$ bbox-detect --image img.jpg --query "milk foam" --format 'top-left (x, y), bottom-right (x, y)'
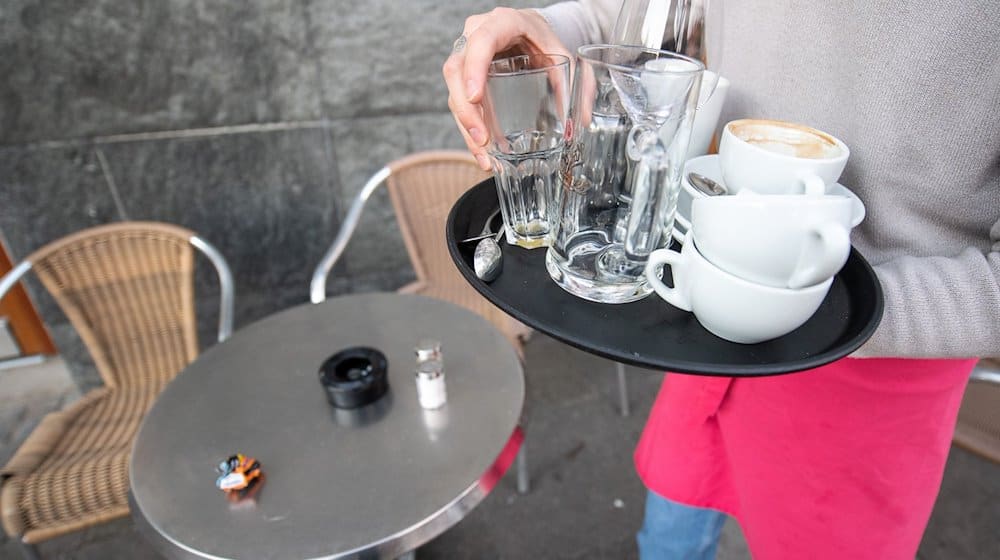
top-left (733, 122), bottom-right (844, 160)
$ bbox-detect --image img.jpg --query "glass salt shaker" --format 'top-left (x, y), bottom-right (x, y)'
top-left (415, 359), bottom-right (447, 409)
top-left (414, 339), bottom-right (446, 409)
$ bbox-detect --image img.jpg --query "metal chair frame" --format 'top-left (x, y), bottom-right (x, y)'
top-left (0, 234), bottom-right (234, 345)
top-left (954, 358), bottom-right (1000, 465)
top-left (969, 360), bottom-right (1000, 385)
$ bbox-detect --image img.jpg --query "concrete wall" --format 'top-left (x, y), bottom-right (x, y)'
top-left (0, 0), bottom-right (551, 388)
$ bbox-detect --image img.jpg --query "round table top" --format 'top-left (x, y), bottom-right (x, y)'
top-left (129, 293), bottom-right (525, 560)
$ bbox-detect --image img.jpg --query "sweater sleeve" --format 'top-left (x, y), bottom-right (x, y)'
top-left (854, 217), bottom-right (1000, 359)
top-left (535, 0), bottom-right (621, 54)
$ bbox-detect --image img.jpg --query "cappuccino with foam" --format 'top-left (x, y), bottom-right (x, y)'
top-left (729, 119), bottom-right (845, 160)
top-left (719, 119), bottom-right (850, 195)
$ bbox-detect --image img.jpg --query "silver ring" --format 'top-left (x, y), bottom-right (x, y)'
top-left (452, 34), bottom-right (467, 54)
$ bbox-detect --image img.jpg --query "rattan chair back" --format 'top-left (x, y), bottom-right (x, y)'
top-left (25, 221), bottom-right (199, 389)
top-left (384, 151), bottom-right (529, 355)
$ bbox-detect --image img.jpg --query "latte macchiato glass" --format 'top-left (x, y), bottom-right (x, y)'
top-left (546, 45), bottom-right (704, 303)
top-left (719, 119), bottom-right (849, 195)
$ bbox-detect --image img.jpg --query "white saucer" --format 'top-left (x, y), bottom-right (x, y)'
top-left (672, 154), bottom-right (866, 244)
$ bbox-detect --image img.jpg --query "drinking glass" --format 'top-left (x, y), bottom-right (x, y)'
top-left (610, 0), bottom-right (721, 103)
top-left (546, 45), bottom-right (703, 303)
top-left (481, 53), bottom-right (571, 249)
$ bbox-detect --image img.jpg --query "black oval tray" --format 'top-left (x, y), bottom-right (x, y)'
top-left (446, 178), bottom-right (884, 376)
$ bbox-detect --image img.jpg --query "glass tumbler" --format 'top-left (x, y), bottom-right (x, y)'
top-left (481, 53), bottom-right (571, 249)
top-left (546, 45), bottom-right (703, 303)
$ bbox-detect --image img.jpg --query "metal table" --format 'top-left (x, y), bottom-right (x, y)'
top-left (129, 293), bottom-right (525, 560)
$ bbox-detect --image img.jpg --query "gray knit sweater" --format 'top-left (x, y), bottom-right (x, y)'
top-left (539, 0), bottom-right (1000, 359)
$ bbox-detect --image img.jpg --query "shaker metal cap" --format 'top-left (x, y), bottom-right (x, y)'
top-left (415, 359), bottom-right (444, 379)
top-left (415, 339), bottom-right (442, 363)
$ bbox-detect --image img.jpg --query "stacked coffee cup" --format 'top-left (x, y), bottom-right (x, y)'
top-left (645, 119), bottom-right (861, 344)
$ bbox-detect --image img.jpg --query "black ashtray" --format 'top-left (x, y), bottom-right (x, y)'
top-left (318, 347), bottom-right (389, 409)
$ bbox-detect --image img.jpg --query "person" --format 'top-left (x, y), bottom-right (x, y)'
top-left (443, 1), bottom-right (1000, 558)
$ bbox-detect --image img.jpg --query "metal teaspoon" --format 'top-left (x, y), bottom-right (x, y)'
top-left (687, 172), bottom-right (728, 196)
top-left (473, 227), bottom-right (504, 282)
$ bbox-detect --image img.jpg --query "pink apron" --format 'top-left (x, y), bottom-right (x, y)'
top-left (634, 357), bottom-right (975, 559)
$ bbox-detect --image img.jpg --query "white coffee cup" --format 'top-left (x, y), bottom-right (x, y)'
top-left (645, 233), bottom-right (834, 344)
top-left (719, 119), bottom-right (849, 195)
top-left (691, 194), bottom-right (853, 288)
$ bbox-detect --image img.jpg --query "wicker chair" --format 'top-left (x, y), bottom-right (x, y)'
top-left (0, 222), bottom-right (233, 558)
top-left (953, 358), bottom-right (1000, 464)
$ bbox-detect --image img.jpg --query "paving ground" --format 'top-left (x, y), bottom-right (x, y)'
top-left (0, 336), bottom-right (997, 559)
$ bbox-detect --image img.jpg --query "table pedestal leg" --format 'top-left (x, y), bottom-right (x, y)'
top-left (516, 445), bottom-right (530, 494)
top-left (397, 551), bottom-right (416, 560)
top-left (616, 362), bottom-right (630, 417)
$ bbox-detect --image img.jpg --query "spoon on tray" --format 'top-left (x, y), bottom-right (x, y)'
top-left (687, 172), bottom-right (728, 196)
top-left (460, 208), bottom-right (504, 282)
top-left (473, 227), bottom-right (504, 282)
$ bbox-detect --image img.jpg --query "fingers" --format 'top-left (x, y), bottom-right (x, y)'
top-left (463, 9), bottom-right (571, 103)
top-left (443, 13), bottom-right (496, 169)
top-left (443, 8), bottom-right (571, 171)
top-left (444, 60), bottom-right (490, 169)
top-left (447, 95), bottom-right (491, 170)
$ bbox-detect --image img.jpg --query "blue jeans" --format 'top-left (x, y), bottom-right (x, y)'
top-left (637, 490), bottom-right (727, 560)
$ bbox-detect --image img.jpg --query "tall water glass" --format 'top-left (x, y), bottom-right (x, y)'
top-left (546, 45), bottom-right (703, 303)
top-left (481, 54), bottom-right (571, 249)
top-left (610, 0), bottom-right (718, 61)
top-left (610, 0), bottom-right (721, 104)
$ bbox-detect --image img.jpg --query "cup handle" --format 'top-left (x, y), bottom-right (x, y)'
top-left (645, 249), bottom-right (693, 311)
top-left (800, 174), bottom-right (827, 195)
top-left (787, 222), bottom-right (851, 289)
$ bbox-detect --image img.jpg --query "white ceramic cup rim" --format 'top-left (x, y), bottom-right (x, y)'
top-left (686, 235), bottom-right (834, 295)
top-left (693, 193), bottom-right (855, 209)
top-left (680, 154), bottom-right (865, 225)
top-left (724, 119), bottom-right (850, 163)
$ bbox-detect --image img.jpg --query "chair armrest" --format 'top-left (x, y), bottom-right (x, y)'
top-left (0, 261), bottom-right (33, 304)
top-left (189, 235), bottom-right (234, 342)
top-left (311, 167), bottom-right (392, 304)
top-left (971, 358), bottom-right (1000, 385)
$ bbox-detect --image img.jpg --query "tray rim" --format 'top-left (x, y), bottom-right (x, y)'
top-left (446, 178), bottom-right (885, 375)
